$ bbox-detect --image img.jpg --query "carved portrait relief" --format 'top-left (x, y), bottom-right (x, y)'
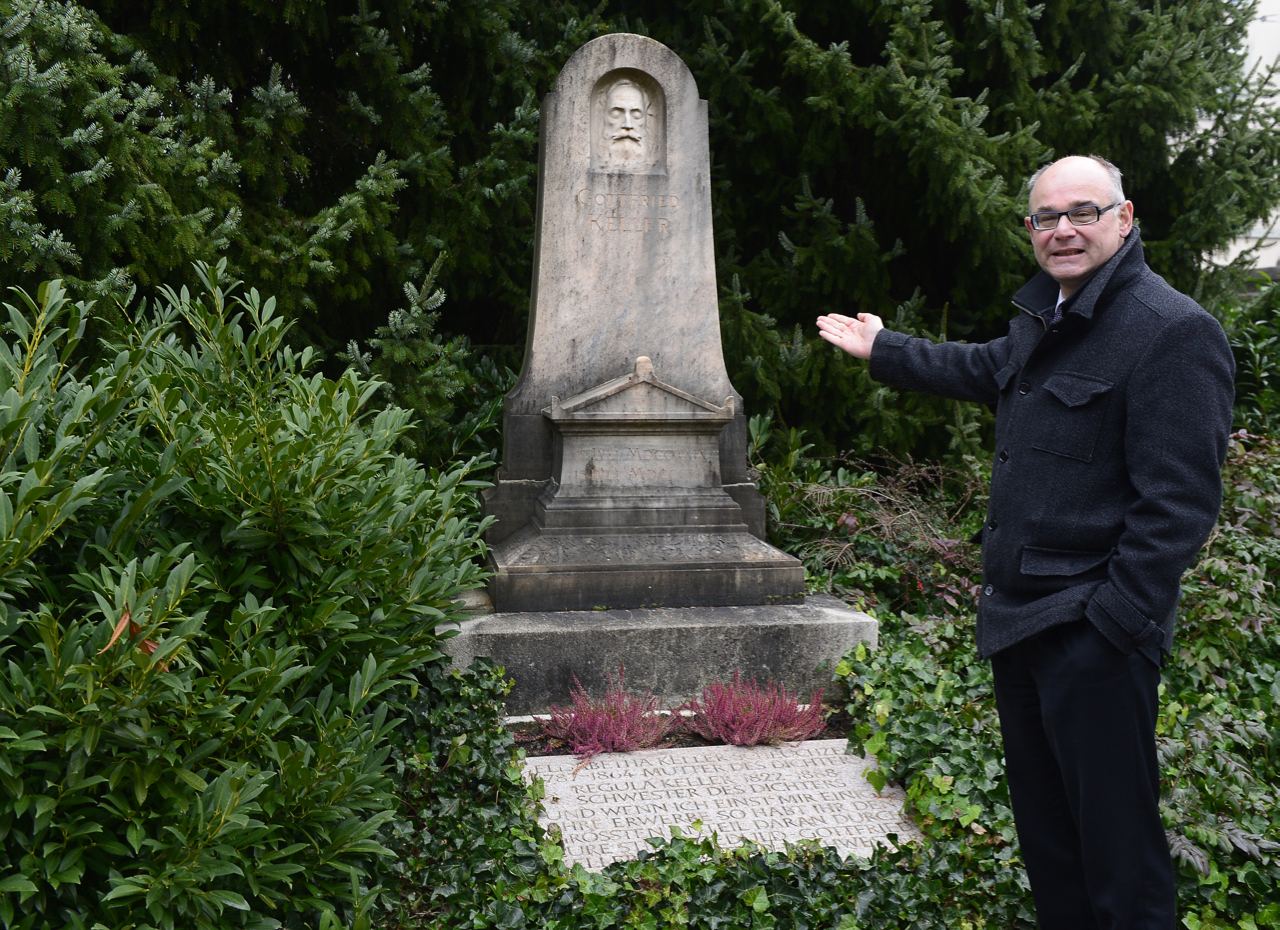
top-left (590, 69), bottom-right (665, 174)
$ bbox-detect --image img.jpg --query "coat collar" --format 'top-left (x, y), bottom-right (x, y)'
top-left (1012, 227), bottom-right (1147, 322)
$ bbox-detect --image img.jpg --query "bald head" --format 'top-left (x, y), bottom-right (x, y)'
top-left (1028, 156), bottom-right (1124, 214)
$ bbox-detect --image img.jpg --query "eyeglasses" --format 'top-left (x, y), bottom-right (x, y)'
top-left (1027, 202), bottom-right (1122, 231)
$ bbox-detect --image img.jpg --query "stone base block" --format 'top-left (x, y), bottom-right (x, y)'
top-left (488, 527), bottom-right (805, 612)
top-left (440, 594), bottom-right (877, 715)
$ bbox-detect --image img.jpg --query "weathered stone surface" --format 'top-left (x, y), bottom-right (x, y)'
top-left (482, 35), bottom-right (801, 610)
top-left (488, 532), bottom-right (805, 613)
top-left (487, 356), bottom-right (802, 609)
top-left (441, 594), bottom-right (877, 714)
top-left (457, 587), bottom-right (496, 615)
top-left (498, 36), bottom-right (737, 469)
top-left (525, 740), bottom-right (921, 872)
top-left (534, 356), bottom-right (741, 531)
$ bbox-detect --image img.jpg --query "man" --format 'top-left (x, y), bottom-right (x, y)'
top-left (817, 155), bottom-right (1235, 929)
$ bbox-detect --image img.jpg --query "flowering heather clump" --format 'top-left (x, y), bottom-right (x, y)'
top-left (682, 671), bottom-right (826, 746)
top-left (541, 666), bottom-right (680, 761)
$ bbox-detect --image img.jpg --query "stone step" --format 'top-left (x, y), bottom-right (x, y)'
top-left (523, 739), bottom-right (921, 872)
top-left (443, 594), bottom-right (876, 715)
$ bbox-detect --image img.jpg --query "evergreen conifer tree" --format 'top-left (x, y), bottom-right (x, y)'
top-left (0, 1), bottom-right (238, 299)
top-left (7, 0), bottom-right (1279, 457)
top-left (340, 252), bottom-right (474, 462)
top-left (607, 0), bottom-right (1280, 455)
top-left (84, 0), bottom-right (606, 349)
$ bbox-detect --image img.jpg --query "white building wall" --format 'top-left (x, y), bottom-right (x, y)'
top-left (1218, 1), bottom-right (1280, 269)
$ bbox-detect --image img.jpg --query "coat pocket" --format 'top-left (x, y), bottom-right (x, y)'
top-left (1020, 546), bottom-right (1111, 576)
top-left (1029, 372), bottom-right (1114, 462)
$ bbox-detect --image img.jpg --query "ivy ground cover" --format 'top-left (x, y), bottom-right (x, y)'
top-left (383, 433), bottom-right (1280, 930)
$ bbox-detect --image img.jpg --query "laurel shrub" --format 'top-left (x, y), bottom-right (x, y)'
top-left (0, 267), bottom-right (488, 930)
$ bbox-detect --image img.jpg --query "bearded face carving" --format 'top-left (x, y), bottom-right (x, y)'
top-left (604, 82), bottom-right (646, 161)
top-left (591, 72), bottom-right (663, 173)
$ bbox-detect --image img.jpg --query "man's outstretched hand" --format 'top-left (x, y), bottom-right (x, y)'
top-left (817, 313), bottom-right (884, 360)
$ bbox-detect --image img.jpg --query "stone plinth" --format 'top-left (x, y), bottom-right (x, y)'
top-left (441, 594), bottom-right (876, 715)
top-left (524, 740), bottom-right (922, 872)
top-left (488, 356), bottom-right (802, 611)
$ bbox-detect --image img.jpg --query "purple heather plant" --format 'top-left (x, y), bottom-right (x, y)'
top-left (541, 666), bottom-right (680, 761)
top-left (681, 671), bottom-right (826, 746)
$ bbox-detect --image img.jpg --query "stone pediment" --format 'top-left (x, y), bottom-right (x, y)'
top-left (543, 357), bottom-right (733, 422)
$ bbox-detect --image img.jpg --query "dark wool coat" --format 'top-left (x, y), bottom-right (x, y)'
top-left (869, 229), bottom-right (1235, 660)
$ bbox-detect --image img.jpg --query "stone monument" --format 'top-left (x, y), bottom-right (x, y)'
top-left (483, 33), bottom-right (802, 611)
top-left (447, 33), bottom-right (876, 713)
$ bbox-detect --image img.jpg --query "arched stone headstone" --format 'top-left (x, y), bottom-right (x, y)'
top-left (483, 33), bottom-right (803, 612)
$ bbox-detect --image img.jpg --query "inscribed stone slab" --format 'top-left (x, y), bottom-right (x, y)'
top-left (524, 739), bottom-right (921, 873)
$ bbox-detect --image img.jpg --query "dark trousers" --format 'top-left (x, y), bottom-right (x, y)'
top-left (991, 620), bottom-right (1175, 930)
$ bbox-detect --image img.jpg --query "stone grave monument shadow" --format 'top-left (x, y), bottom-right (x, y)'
top-left (445, 34), bottom-right (876, 714)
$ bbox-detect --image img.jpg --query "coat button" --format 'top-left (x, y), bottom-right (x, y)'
top-left (983, 585), bottom-right (994, 596)
top-left (1018, 381), bottom-right (1030, 395)
top-left (988, 521), bottom-right (998, 531)
top-left (998, 450), bottom-right (1009, 463)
